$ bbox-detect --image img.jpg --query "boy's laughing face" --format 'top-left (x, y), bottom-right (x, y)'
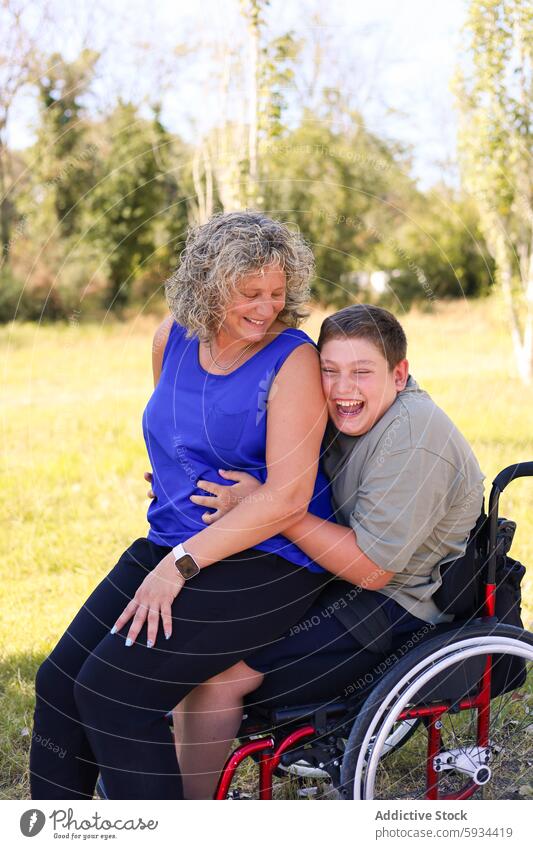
top-left (319, 336), bottom-right (409, 436)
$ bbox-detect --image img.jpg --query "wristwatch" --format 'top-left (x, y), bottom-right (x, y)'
top-left (172, 543), bottom-right (201, 580)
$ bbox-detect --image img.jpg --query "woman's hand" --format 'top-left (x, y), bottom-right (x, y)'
top-left (144, 471), bottom-right (156, 499)
top-left (190, 469), bottom-right (262, 525)
top-left (111, 552), bottom-right (185, 646)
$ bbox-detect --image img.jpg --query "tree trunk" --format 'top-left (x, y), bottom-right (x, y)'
top-left (500, 258), bottom-right (532, 384)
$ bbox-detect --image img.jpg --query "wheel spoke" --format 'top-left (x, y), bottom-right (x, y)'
top-left (345, 634), bottom-right (533, 800)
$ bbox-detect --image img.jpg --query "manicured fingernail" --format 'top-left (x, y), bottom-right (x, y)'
top-left (110, 626), bottom-right (117, 634)
top-left (165, 632), bottom-right (171, 640)
top-left (147, 639), bottom-right (153, 648)
top-left (125, 638), bottom-right (132, 647)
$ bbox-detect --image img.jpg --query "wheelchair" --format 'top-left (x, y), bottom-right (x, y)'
top-left (213, 462), bottom-right (533, 800)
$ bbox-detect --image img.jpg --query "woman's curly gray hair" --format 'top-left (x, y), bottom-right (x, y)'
top-left (165, 210), bottom-right (314, 341)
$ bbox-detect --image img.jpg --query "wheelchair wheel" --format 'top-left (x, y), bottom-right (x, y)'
top-left (378, 717), bottom-right (421, 757)
top-left (340, 623), bottom-right (533, 800)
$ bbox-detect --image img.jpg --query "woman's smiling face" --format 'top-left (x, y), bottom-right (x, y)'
top-left (220, 264), bottom-right (286, 343)
top-left (319, 336), bottom-right (409, 436)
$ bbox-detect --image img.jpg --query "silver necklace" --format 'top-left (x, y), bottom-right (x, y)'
top-left (207, 338), bottom-right (257, 371)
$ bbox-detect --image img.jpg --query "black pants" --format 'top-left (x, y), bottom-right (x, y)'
top-left (246, 588), bottom-right (429, 707)
top-left (30, 538), bottom-right (326, 800)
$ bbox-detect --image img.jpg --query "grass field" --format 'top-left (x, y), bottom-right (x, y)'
top-left (1, 296), bottom-right (532, 799)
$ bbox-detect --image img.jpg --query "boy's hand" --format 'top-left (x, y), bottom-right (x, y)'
top-left (144, 471), bottom-right (155, 500)
top-left (190, 469), bottom-right (262, 524)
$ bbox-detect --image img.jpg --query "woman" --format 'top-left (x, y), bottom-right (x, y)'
top-left (30, 211), bottom-right (334, 800)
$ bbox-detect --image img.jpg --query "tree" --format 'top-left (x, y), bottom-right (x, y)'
top-left (263, 107), bottom-right (417, 307)
top-left (189, 0), bottom-right (300, 219)
top-left (372, 186), bottom-right (495, 307)
top-left (32, 49), bottom-right (99, 238)
top-left (87, 101), bottom-right (171, 309)
top-left (0, 0), bottom-right (49, 266)
top-left (454, 0), bottom-right (533, 383)
top-left (241, 0), bottom-right (300, 204)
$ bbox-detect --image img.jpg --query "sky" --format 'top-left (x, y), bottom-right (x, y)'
top-left (6, 0), bottom-right (469, 189)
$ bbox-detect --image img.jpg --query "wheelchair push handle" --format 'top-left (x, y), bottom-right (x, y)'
top-left (491, 462), bottom-right (533, 495)
top-left (487, 461), bottom-right (533, 586)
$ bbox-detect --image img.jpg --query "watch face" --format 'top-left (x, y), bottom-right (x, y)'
top-left (175, 554), bottom-right (200, 580)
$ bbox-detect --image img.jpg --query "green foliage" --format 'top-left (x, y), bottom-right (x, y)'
top-left (259, 31), bottom-right (301, 141)
top-left (6, 50), bottom-right (105, 321)
top-left (11, 53), bottom-right (191, 318)
top-left (262, 109), bottom-right (418, 306)
top-left (454, 0), bottom-right (532, 220)
top-left (453, 0), bottom-right (533, 381)
top-left (32, 50), bottom-right (100, 239)
top-left (0, 31), bottom-right (500, 322)
top-left (85, 101), bottom-right (173, 309)
top-left (0, 268), bottom-right (40, 322)
top-left (374, 187), bottom-right (495, 306)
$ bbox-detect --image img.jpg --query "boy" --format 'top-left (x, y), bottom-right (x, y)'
top-left (173, 304), bottom-right (485, 798)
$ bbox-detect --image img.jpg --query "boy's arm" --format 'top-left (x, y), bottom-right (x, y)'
top-left (190, 469), bottom-right (394, 589)
top-left (284, 446), bottom-right (482, 590)
top-left (283, 513), bottom-right (395, 590)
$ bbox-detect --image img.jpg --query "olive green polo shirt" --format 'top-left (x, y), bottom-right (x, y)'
top-left (322, 376), bottom-right (485, 624)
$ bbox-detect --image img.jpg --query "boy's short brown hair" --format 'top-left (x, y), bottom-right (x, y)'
top-left (317, 304), bottom-right (407, 370)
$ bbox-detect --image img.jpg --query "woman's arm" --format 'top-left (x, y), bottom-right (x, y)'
top-left (152, 315), bottom-right (174, 386)
top-left (143, 316), bottom-right (174, 494)
top-left (191, 473), bottom-right (394, 590)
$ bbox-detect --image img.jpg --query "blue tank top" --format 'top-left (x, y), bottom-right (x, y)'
top-left (141, 320), bottom-right (334, 572)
